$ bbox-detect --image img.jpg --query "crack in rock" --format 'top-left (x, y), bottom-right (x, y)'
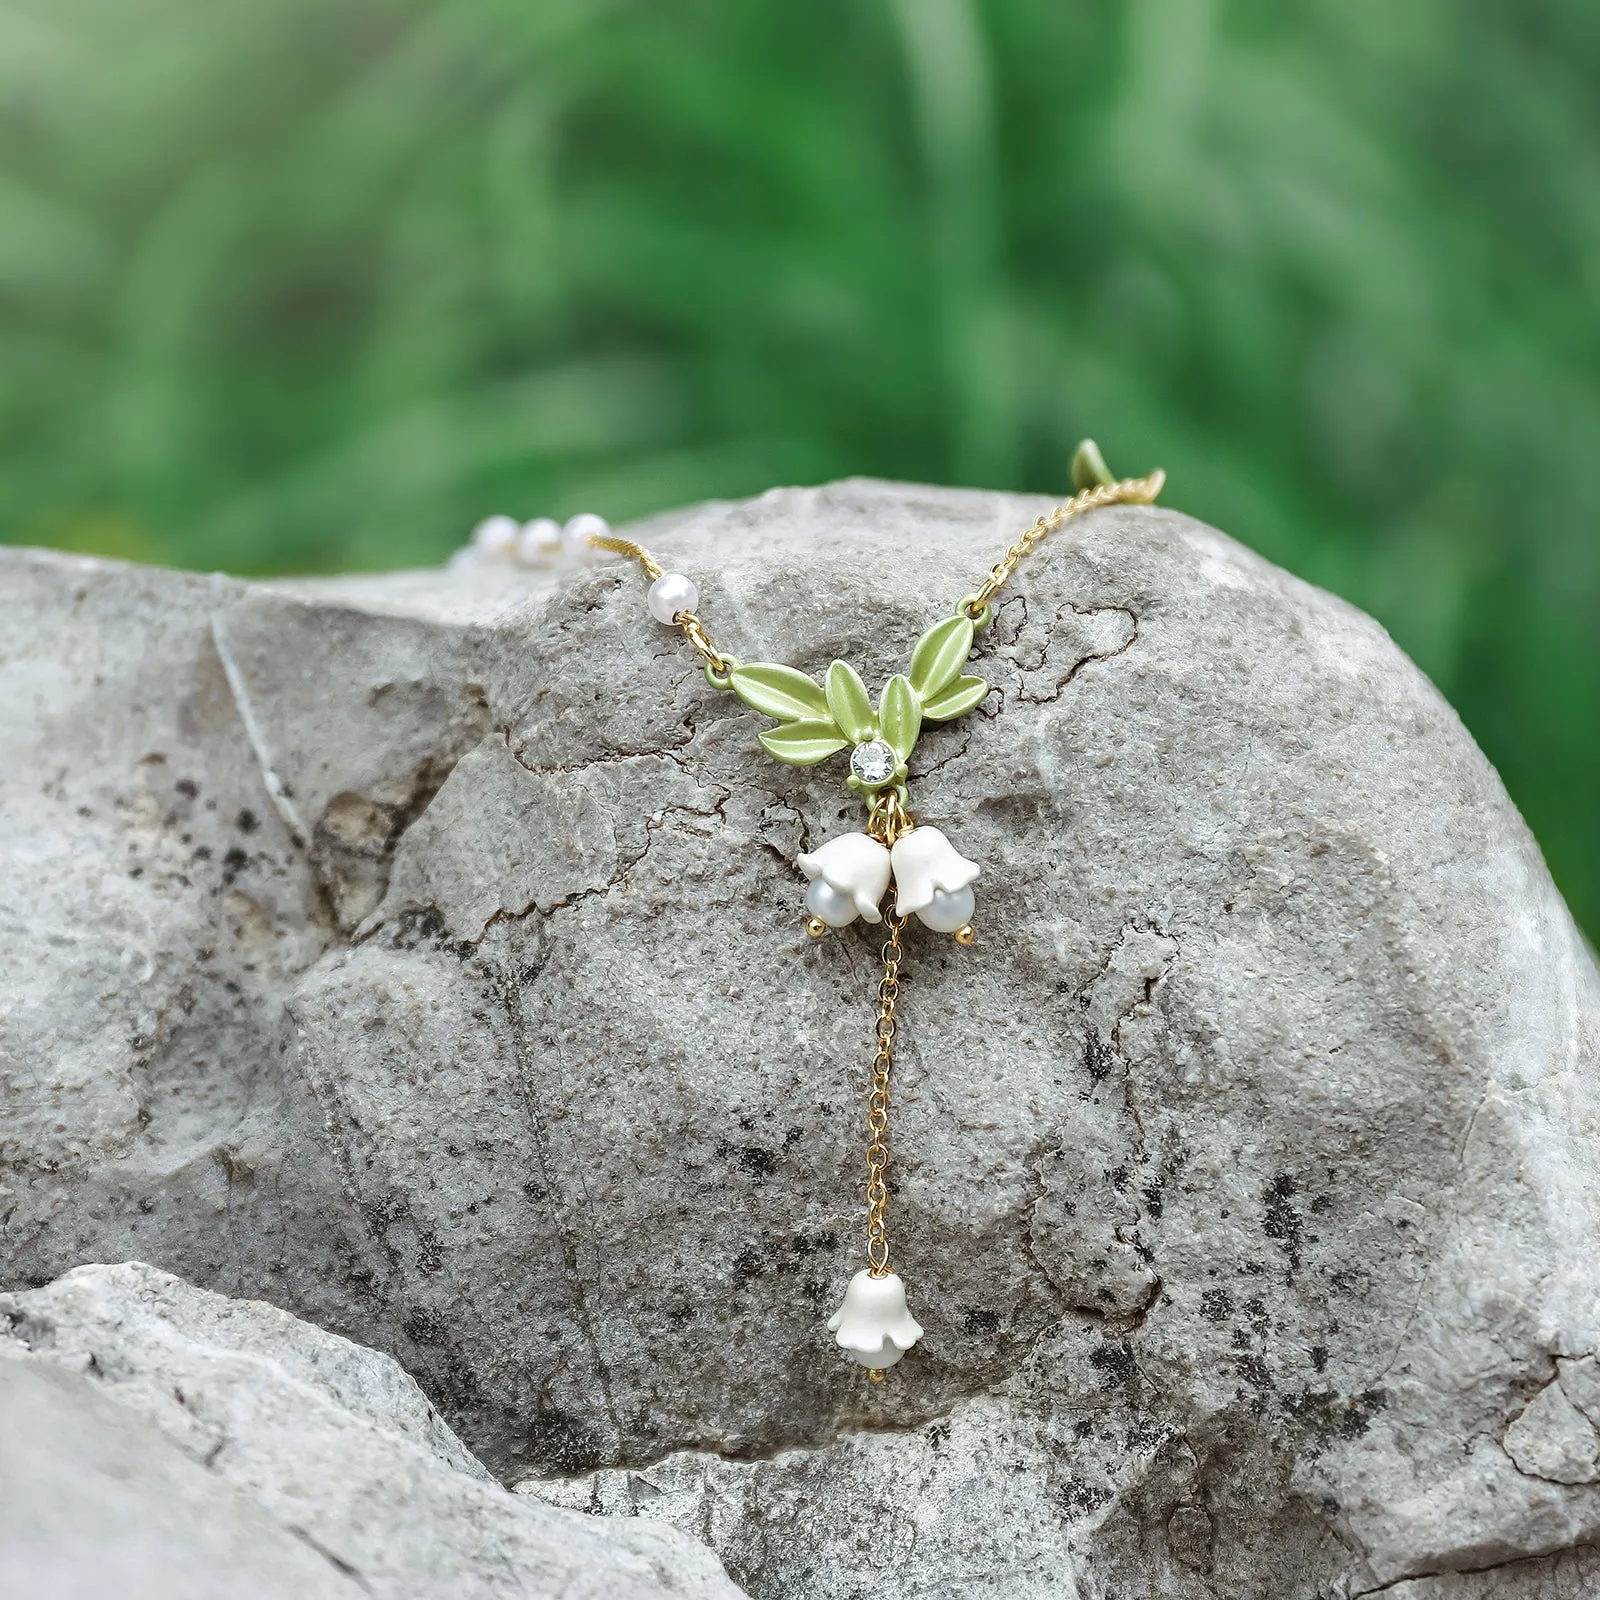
top-left (209, 587), bottom-right (310, 849)
top-left (1502, 1356), bottom-right (1600, 1484)
top-left (1353, 1544), bottom-right (1600, 1596)
top-left (1006, 602), bottom-right (1141, 704)
top-left (1025, 926), bottom-right (1178, 1326)
top-left (367, 734), bottom-right (730, 943)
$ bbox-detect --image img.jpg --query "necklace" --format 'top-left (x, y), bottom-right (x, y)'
top-left (589, 444), bottom-right (1165, 1380)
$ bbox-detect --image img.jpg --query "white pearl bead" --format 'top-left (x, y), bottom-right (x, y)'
top-left (447, 546), bottom-right (479, 571)
top-left (805, 881), bottom-right (857, 928)
top-left (647, 572), bottom-right (699, 624)
top-left (562, 512), bottom-right (610, 562)
top-left (917, 885), bottom-right (975, 934)
top-left (471, 515), bottom-right (519, 563)
top-left (516, 517), bottom-right (562, 567)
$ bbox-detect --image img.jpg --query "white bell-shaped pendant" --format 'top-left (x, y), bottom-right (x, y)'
top-left (798, 832), bottom-right (892, 927)
top-left (890, 826), bottom-right (980, 932)
top-left (827, 1269), bottom-right (924, 1368)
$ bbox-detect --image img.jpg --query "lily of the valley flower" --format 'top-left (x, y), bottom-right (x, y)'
top-left (827, 1270), bottom-right (924, 1368)
top-left (890, 826), bottom-right (980, 933)
top-left (798, 832), bottom-right (892, 927)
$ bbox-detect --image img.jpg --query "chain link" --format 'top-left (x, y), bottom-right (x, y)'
top-left (589, 533), bottom-right (734, 676)
top-left (866, 788), bottom-right (913, 846)
top-left (677, 611), bottom-right (733, 677)
top-left (865, 912), bottom-right (906, 1277)
top-left (962, 470), bottom-right (1166, 618)
top-left (590, 466), bottom-right (1163, 678)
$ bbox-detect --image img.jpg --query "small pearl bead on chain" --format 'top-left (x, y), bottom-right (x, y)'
top-left (516, 517), bottom-right (562, 565)
top-left (561, 512), bottom-right (610, 560)
top-left (647, 572), bottom-right (699, 624)
top-left (454, 512), bottom-right (611, 573)
top-left (471, 514), bottom-right (519, 564)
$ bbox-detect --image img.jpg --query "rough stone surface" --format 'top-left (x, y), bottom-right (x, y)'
top-left (1, 1361), bottom-right (361, 1600)
top-left (0, 1261), bottom-right (740, 1597)
top-left (3, 479), bottom-right (1600, 1597)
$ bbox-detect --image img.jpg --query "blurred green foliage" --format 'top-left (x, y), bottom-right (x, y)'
top-left (1, 0), bottom-right (1595, 933)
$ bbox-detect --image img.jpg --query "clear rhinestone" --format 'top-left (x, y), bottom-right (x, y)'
top-left (850, 739), bottom-right (897, 786)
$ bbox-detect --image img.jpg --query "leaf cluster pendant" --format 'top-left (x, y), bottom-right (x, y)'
top-left (718, 604), bottom-right (991, 949)
top-left (716, 605), bottom-right (998, 1374)
top-left (726, 609), bottom-right (988, 798)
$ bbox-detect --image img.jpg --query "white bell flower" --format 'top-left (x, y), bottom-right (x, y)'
top-left (798, 832), bottom-right (892, 926)
top-left (827, 1269), bottom-right (924, 1368)
top-left (890, 826), bottom-right (980, 932)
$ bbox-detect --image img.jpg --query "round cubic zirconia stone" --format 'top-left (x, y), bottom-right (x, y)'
top-left (850, 739), bottom-right (897, 786)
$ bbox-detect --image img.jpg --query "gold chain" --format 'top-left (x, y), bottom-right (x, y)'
top-left (865, 912), bottom-right (905, 1277)
top-left (962, 470), bottom-right (1165, 620)
top-left (589, 532), bottom-right (665, 581)
top-left (592, 470), bottom-right (1164, 641)
top-left (677, 612), bottom-right (732, 677)
top-left (588, 533), bottom-right (735, 677)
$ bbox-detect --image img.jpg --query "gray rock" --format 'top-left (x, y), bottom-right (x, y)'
top-left (3, 479), bottom-right (1599, 1597)
top-left (1503, 1370), bottom-right (1600, 1485)
top-left (1371, 1549), bottom-right (1600, 1599)
top-left (0, 1362), bottom-right (363, 1600)
top-left (0, 1261), bottom-right (740, 1597)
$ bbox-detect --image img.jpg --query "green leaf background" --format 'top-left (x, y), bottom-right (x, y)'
top-left (0, 0), bottom-right (1595, 937)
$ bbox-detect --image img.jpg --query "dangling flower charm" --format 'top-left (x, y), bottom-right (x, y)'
top-left (891, 826), bottom-right (981, 933)
top-left (595, 441), bottom-right (1167, 1384)
top-left (827, 1270), bottom-right (924, 1369)
top-left (797, 833), bottom-right (892, 927)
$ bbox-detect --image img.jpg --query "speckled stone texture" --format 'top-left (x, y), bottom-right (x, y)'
top-left (0, 1262), bottom-right (741, 1597)
top-left (2, 480), bottom-right (1598, 1598)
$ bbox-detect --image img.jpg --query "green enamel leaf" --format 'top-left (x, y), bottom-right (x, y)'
top-left (907, 614), bottom-right (974, 701)
top-left (729, 662), bottom-right (831, 724)
top-left (877, 674), bottom-right (921, 763)
top-left (825, 660), bottom-right (877, 743)
top-left (757, 720), bottom-right (851, 765)
top-left (921, 674), bottom-right (989, 721)
top-left (1071, 438), bottom-right (1114, 491)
